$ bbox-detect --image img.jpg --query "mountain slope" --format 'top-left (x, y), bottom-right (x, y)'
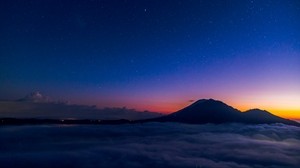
top-left (148, 99), bottom-right (300, 126)
top-left (241, 109), bottom-right (298, 125)
top-left (155, 99), bottom-right (242, 124)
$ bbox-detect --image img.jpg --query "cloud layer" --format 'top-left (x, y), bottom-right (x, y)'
top-left (0, 101), bottom-right (162, 120)
top-left (0, 123), bottom-right (300, 168)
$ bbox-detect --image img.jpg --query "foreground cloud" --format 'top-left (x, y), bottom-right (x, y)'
top-left (0, 123), bottom-right (299, 168)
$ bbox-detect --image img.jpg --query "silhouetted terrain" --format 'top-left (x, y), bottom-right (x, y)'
top-left (242, 109), bottom-right (297, 125)
top-left (1, 99), bottom-right (300, 168)
top-left (0, 118), bottom-right (131, 125)
top-left (1, 99), bottom-right (299, 126)
top-left (0, 102), bottom-right (162, 120)
top-left (146, 99), bottom-right (300, 126)
top-left (0, 92), bottom-right (163, 120)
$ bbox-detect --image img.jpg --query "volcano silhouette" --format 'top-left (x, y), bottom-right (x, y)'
top-left (2, 98), bottom-right (299, 126)
top-left (145, 99), bottom-right (299, 126)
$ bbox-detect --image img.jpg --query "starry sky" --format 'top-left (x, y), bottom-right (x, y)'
top-left (1, 0), bottom-right (299, 118)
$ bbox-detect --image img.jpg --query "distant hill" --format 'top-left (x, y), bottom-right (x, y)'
top-left (1, 96), bottom-right (299, 126)
top-left (144, 99), bottom-right (300, 126)
top-left (0, 101), bottom-right (163, 120)
top-left (241, 109), bottom-right (298, 125)
top-left (0, 92), bottom-right (163, 120)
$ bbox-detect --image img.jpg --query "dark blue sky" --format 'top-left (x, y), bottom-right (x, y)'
top-left (1, 0), bottom-right (299, 116)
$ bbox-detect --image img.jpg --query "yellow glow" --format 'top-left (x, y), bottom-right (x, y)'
top-left (232, 91), bottom-right (300, 119)
top-left (159, 91), bottom-right (300, 119)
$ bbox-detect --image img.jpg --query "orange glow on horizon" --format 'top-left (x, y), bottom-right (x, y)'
top-left (92, 89), bottom-right (300, 120)
top-left (133, 100), bottom-right (300, 120)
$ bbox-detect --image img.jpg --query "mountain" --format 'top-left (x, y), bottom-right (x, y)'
top-left (146, 99), bottom-right (300, 126)
top-left (153, 99), bottom-right (243, 124)
top-left (2, 96), bottom-right (298, 126)
top-left (241, 109), bottom-right (298, 125)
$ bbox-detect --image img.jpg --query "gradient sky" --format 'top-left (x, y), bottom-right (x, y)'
top-left (1, 0), bottom-right (299, 118)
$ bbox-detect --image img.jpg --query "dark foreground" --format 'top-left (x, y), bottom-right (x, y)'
top-left (0, 118), bottom-right (131, 125)
top-left (1, 123), bottom-right (300, 168)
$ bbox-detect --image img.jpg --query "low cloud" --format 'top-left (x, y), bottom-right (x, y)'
top-left (0, 123), bottom-right (299, 168)
top-left (0, 101), bottom-right (162, 120)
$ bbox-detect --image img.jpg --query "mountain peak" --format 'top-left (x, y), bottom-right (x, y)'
top-left (189, 98), bottom-right (227, 107)
top-left (241, 108), bottom-right (299, 126)
top-left (150, 98), bottom-right (300, 126)
top-left (159, 98), bottom-right (242, 124)
top-left (245, 108), bottom-right (269, 113)
top-left (187, 99), bottom-right (239, 112)
top-left (193, 98), bottom-right (220, 103)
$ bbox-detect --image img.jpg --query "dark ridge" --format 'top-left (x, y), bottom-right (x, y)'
top-left (0, 118), bottom-right (131, 125)
top-left (150, 99), bottom-right (243, 124)
top-left (1, 99), bottom-right (299, 127)
top-left (146, 99), bottom-right (300, 126)
top-left (241, 109), bottom-right (298, 125)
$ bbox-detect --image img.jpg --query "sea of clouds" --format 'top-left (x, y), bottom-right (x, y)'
top-left (0, 123), bottom-right (299, 168)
